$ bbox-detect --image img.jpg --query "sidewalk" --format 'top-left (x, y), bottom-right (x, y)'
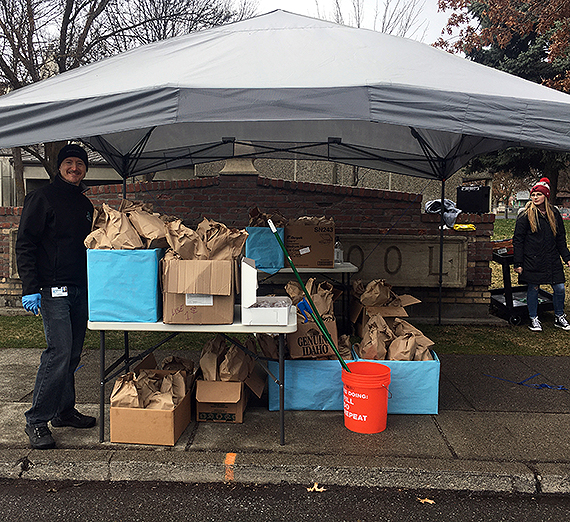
top-left (1, 347), bottom-right (569, 494)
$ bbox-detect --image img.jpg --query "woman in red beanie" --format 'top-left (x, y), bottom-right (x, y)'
top-left (513, 177), bottom-right (570, 332)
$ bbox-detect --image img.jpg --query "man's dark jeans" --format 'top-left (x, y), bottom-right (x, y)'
top-left (25, 285), bottom-right (88, 427)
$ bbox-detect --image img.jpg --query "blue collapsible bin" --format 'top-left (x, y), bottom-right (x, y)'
top-left (267, 352), bottom-right (440, 414)
top-left (87, 248), bottom-right (164, 322)
top-left (245, 227), bottom-right (284, 274)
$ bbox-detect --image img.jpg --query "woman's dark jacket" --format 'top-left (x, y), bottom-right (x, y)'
top-left (513, 207), bottom-right (570, 285)
top-left (16, 174), bottom-right (94, 296)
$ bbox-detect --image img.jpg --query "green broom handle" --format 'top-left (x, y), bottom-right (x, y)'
top-left (267, 220), bottom-right (350, 372)
top-left (267, 219), bottom-right (338, 347)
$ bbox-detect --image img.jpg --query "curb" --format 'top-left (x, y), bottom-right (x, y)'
top-left (2, 449), bottom-right (569, 494)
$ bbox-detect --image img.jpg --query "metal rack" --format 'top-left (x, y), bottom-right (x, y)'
top-left (490, 251), bottom-right (553, 325)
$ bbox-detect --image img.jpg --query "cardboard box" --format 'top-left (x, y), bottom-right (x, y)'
top-left (110, 354), bottom-right (194, 446)
top-left (267, 352), bottom-right (440, 413)
top-left (162, 258), bottom-right (234, 324)
top-left (241, 257), bottom-right (292, 325)
top-left (87, 248), bottom-right (163, 322)
top-left (284, 218), bottom-right (334, 268)
top-left (195, 364), bottom-right (266, 423)
top-left (110, 390), bottom-right (192, 446)
top-left (195, 380), bottom-right (248, 423)
top-left (245, 227), bottom-right (284, 273)
top-left (287, 317), bottom-right (338, 359)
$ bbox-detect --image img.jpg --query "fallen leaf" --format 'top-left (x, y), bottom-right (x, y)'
top-left (417, 497), bottom-right (435, 504)
top-left (307, 482), bottom-right (326, 492)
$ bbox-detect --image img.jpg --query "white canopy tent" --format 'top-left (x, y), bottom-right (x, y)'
top-left (3, 10), bottom-right (570, 322)
top-left (1, 10), bottom-right (570, 182)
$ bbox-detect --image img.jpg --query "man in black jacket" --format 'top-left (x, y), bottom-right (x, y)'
top-left (16, 144), bottom-right (95, 449)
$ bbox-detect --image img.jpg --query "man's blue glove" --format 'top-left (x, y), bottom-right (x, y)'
top-left (22, 293), bottom-right (41, 315)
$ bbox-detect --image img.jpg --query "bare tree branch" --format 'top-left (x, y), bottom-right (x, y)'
top-left (0, 0), bottom-right (254, 186)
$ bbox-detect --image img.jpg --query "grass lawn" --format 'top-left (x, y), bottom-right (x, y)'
top-left (3, 217), bottom-right (570, 357)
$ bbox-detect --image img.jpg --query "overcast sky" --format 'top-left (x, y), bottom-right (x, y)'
top-left (254, 0), bottom-right (451, 44)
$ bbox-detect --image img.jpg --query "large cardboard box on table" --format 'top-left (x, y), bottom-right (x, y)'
top-left (162, 258), bottom-right (235, 324)
top-left (241, 257), bottom-right (292, 326)
top-left (110, 354), bottom-right (195, 446)
top-left (87, 248), bottom-right (163, 322)
top-left (267, 352), bottom-right (440, 413)
top-left (284, 218), bottom-right (334, 268)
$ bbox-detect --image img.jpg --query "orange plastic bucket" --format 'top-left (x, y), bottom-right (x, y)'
top-left (341, 361), bottom-right (391, 434)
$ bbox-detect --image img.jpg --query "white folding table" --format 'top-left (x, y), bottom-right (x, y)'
top-left (88, 305), bottom-right (297, 445)
top-left (258, 262), bottom-right (359, 332)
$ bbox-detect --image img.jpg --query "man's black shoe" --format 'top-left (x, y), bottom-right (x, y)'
top-left (51, 410), bottom-right (96, 429)
top-left (25, 425), bottom-right (56, 450)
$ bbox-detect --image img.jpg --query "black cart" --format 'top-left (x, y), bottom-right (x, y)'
top-left (490, 250), bottom-right (553, 325)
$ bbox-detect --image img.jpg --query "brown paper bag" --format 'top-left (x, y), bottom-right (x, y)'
top-left (387, 317), bottom-right (435, 353)
top-left (110, 373), bottom-right (141, 408)
top-left (199, 334), bottom-right (229, 381)
top-left (118, 199), bottom-right (154, 214)
top-left (170, 371), bottom-right (187, 405)
top-left (355, 314), bottom-right (394, 360)
top-left (127, 208), bottom-right (169, 249)
top-left (159, 355), bottom-right (195, 373)
top-left (360, 279), bottom-right (393, 307)
top-left (145, 375), bottom-right (175, 410)
top-left (219, 344), bottom-right (252, 382)
top-left (285, 281), bottom-right (305, 305)
top-left (387, 332), bottom-right (418, 361)
top-left (244, 336), bottom-right (259, 357)
top-left (136, 370), bottom-right (162, 407)
top-left (303, 278), bottom-right (334, 317)
top-left (351, 279), bottom-right (366, 300)
top-left (165, 220), bottom-right (208, 260)
top-left (414, 344), bottom-right (434, 361)
top-left (196, 217), bottom-right (248, 260)
top-left (286, 278), bottom-right (334, 318)
top-left (84, 206), bottom-right (111, 249)
top-left (105, 203), bottom-right (145, 249)
top-left (86, 203), bottom-right (144, 249)
top-left (256, 333), bottom-right (279, 360)
top-left (91, 205), bottom-right (105, 228)
top-left (338, 334), bottom-right (353, 360)
top-left (84, 227), bottom-right (113, 249)
top-left (248, 207), bottom-right (288, 228)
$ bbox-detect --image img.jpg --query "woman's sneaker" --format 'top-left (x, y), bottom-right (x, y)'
top-left (554, 314), bottom-right (570, 331)
top-left (528, 317), bottom-right (542, 332)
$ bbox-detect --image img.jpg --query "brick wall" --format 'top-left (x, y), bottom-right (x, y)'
top-left (0, 173), bottom-right (495, 318)
top-left (0, 207), bottom-right (22, 308)
top-left (86, 175), bottom-right (428, 233)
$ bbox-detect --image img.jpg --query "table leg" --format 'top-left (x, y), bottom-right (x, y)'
top-left (99, 330), bottom-right (105, 443)
top-left (279, 332), bottom-right (285, 446)
top-left (342, 272), bottom-right (348, 334)
top-left (124, 331), bottom-right (129, 371)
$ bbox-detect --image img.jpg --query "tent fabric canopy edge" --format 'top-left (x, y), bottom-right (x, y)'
top-left (0, 10), bottom-right (568, 182)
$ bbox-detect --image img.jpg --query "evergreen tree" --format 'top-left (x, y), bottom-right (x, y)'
top-left (439, 1), bottom-right (570, 203)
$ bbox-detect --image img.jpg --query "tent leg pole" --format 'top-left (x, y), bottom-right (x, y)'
top-left (438, 178), bottom-right (445, 326)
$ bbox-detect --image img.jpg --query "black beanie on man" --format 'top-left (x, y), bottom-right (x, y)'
top-left (57, 144), bottom-right (89, 171)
